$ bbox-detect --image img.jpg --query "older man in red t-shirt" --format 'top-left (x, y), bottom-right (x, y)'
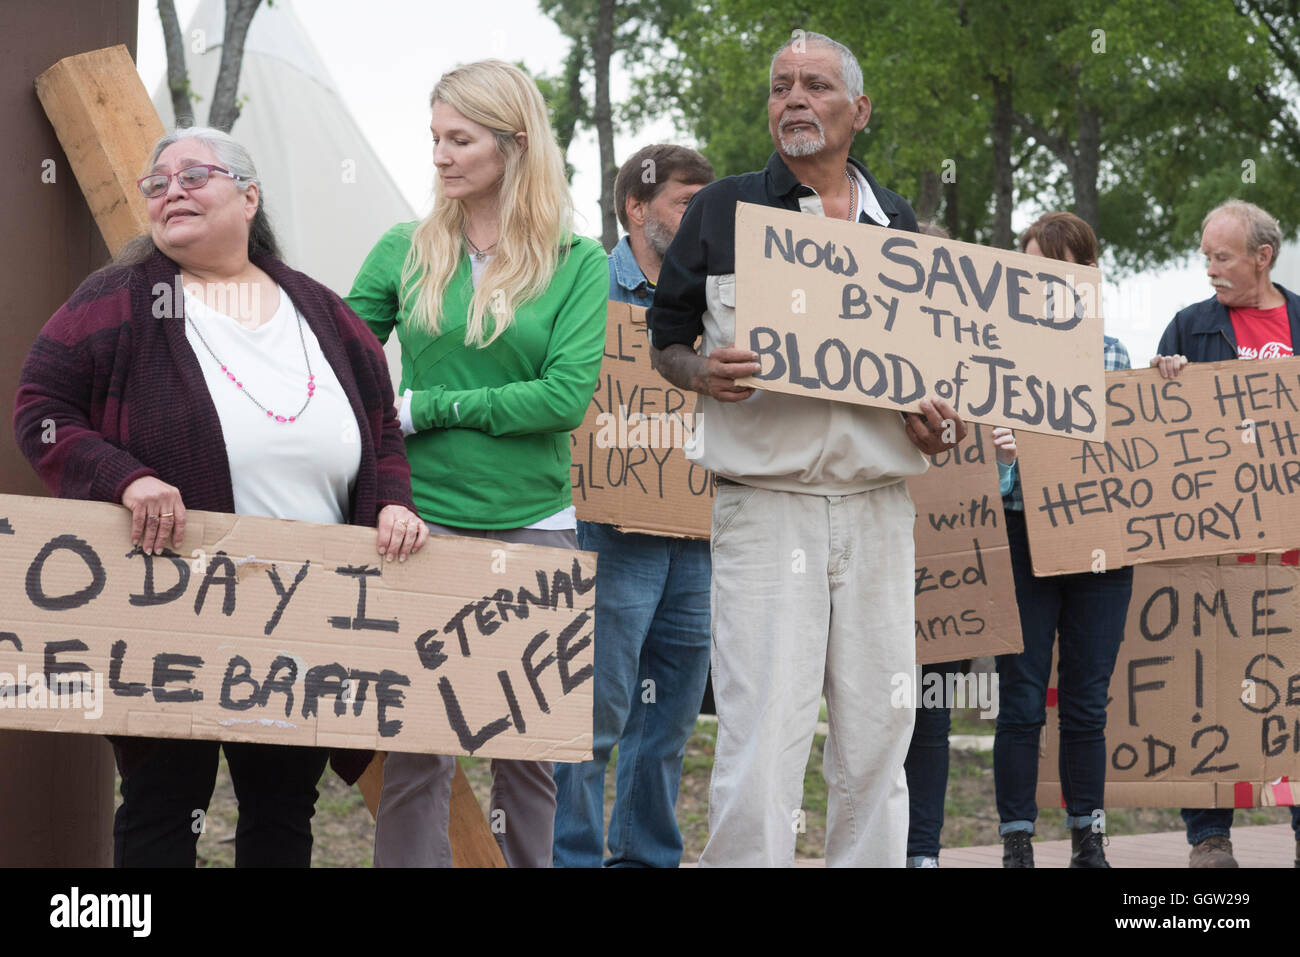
top-left (1151, 199), bottom-right (1300, 868)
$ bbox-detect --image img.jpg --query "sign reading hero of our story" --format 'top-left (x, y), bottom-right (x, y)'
top-left (0, 494), bottom-right (595, 762)
top-left (732, 203), bottom-right (1106, 439)
top-left (1018, 360), bottom-right (1300, 576)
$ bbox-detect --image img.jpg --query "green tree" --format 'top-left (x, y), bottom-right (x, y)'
top-left (540, 0), bottom-right (697, 249)
top-left (639, 0), bottom-right (1299, 267)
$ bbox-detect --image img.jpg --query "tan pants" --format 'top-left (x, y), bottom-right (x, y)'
top-left (699, 480), bottom-right (917, 867)
top-left (371, 523), bottom-right (572, 868)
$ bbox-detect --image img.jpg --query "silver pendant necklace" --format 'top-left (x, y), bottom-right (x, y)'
top-left (463, 231), bottom-right (499, 262)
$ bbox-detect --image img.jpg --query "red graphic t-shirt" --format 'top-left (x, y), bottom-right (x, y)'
top-left (1231, 303), bottom-right (1295, 563)
top-left (1229, 304), bottom-right (1292, 359)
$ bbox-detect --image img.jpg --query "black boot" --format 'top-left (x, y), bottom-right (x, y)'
top-left (1070, 827), bottom-right (1110, 868)
top-left (1002, 831), bottom-right (1034, 868)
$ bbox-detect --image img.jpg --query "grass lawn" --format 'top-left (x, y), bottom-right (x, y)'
top-left (150, 715), bottom-right (1291, 865)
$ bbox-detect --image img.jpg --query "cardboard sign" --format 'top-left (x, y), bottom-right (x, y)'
top-left (571, 301), bottom-right (715, 538)
top-left (1035, 558), bottom-right (1300, 809)
top-left (732, 202), bottom-right (1106, 439)
top-left (908, 425), bottom-right (1024, 664)
top-left (0, 494), bottom-right (595, 761)
top-left (1018, 360), bottom-right (1300, 575)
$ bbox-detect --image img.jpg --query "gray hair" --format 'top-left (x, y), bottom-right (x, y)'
top-left (149, 125), bottom-right (261, 191)
top-left (1203, 199), bottom-right (1284, 270)
top-left (121, 125), bottom-right (281, 263)
top-left (770, 30), bottom-right (864, 100)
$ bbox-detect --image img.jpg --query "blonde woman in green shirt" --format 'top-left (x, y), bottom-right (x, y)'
top-left (347, 59), bottom-right (607, 868)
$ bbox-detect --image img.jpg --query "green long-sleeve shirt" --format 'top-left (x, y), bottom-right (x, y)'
top-left (346, 222), bottom-right (608, 528)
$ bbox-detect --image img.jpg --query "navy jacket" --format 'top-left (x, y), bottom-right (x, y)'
top-left (1156, 284), bottom-right (1300, 361)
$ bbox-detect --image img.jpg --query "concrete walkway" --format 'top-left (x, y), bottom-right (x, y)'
top-left (730, 824), bottom-right (1297, 868)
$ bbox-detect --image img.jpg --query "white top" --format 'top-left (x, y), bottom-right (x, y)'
top-left (183, 284), bottom-right (362, 523)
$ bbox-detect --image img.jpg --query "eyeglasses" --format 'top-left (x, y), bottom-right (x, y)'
top-left (137, 164), bottom-right (246, 199)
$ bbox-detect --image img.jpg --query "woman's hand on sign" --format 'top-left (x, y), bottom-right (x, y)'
top-left (905, 398), bottom-right (968, 455)
top-left (377, 504), bottom-right (428, 563)
top-left (992, 426), bottom-right (1017, 465)
top-left (1149, 354), bottom-right (1188, 379)
top-left (698, 345), bottom-right (761, 402)
top-left (121, 476), bottom-right (187, 555)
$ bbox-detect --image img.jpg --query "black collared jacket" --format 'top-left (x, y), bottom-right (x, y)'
top-left (1156, 284), bottom-right (1300, 361)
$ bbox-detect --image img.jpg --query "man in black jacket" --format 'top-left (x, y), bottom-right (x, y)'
top-left (647, 29), bottom-right (967, 867)
top-left (1151, 199), bottom-right (1300, 868)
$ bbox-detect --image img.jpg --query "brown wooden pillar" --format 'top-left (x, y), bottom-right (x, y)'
top-left (0, 0), bottom-right (138, 867)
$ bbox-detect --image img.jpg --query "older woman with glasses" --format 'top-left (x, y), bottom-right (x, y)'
top-left (13, 126), bottom-right (425, 867)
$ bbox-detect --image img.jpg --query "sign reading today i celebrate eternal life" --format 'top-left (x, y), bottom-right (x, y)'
top-left (732, 203), bottom-right (1107, 440)
top-left (0, 494), bottom-right (595, 762)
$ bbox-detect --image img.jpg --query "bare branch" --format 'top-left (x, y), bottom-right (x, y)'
top-left (158, 0), bottom-right (194, 127)
top-left (592, 0), bottom-right (618, 251)
top-left (208, 0), bottom-right (263, 133)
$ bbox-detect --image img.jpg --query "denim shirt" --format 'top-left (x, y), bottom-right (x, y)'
top-left (608, 236), bottom-right (656, 307)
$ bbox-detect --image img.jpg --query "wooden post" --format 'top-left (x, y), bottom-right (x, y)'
top-left (34, 45), bottom-right (163, 256)
top-left (0, 0), bottom-right (139, 868)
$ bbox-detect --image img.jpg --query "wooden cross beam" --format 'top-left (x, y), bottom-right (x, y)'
top-left (34, 43), bottom-right (505, 868)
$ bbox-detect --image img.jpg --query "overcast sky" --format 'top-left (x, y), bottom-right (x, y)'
top-left (135, 0), bottom-right (1220, 363)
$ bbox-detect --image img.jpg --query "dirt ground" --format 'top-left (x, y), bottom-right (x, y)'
top-left (149, 711), bottom-right (1290, 866)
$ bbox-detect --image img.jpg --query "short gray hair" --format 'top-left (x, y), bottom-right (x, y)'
top-left (127, 125), bottom-right (281, 263)
top-left (148, 125), bottom-right (262, 193)
top-left (1203, 199), bottom-right (1284, 270)
top-left (770, 30), bottom-right (864, 100)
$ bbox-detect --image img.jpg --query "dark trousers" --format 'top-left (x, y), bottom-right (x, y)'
top-left (994, 508), bottom-right (1133, 833)
top-left (904, 660), bottom-right (969, 859)
top-left (1182, 806), bottom-right (1300, 844)
top-left (112, 737), bottom-right (328, 867)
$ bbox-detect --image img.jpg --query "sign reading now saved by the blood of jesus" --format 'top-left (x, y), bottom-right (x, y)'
top-left (732, 202), bottom-right (1106, 439)
top-left (0, 494), bottom-right (595, 761)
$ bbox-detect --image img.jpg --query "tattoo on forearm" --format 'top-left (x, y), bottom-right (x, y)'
top-left (651, 343), bottom-right (705, 394)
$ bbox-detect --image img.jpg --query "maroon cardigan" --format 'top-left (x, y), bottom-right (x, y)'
top-left (13, 248), bottom-right (416, 783)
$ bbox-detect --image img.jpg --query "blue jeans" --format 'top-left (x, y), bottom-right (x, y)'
top-left (1182, 806), bottom-right (1300, 844)
top-left (552, 521), bottom-right (712, 867)
top-left (994, 508), bottom-right (1133, 835)
top-left (904, 660), bottom-right (969, 860)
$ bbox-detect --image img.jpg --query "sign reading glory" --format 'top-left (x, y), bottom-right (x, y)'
top-left (733, 203), bottom-right (1107, 439)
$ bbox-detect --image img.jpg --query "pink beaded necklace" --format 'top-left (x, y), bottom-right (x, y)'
top-left (185, 301), bottom-right (316, 424)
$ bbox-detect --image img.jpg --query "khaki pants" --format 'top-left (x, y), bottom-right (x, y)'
top-left (371, 523), bottom-right (572, 868)
top-left (699, 480), bottom-right (917, 867)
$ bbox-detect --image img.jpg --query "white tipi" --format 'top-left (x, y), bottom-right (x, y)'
top-left (150, 0), bottom-right (415, 383)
